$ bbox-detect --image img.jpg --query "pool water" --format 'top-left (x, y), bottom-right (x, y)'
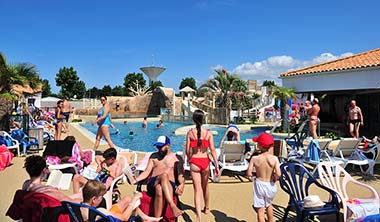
top-left (81, 122), bottom-right (271, 153)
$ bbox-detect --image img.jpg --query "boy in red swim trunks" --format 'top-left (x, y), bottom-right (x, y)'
top-left (133, 136), bottom-right (185, 218)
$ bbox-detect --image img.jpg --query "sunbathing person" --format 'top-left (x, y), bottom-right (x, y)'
top-left (358, 136), bottom-right (379, 149)
top-left (219, 124), bottom-right (240, 147)
top-left (81, 180), bottom-right (162, 222)
top-left (133, 135), bottom-right (185, 218)
top-left (22, 155), bottom-right (82, 202)
top-left (73, 147), bottom-right (122, 194)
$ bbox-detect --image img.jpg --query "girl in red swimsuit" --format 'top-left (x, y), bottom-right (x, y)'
top-left (186, 110), bottom-right (220, 222)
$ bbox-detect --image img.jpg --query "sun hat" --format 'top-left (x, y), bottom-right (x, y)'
top-left (303, 195), bottom-right (325, 208)
top-left (154, 136), bottom-right (171, 147)
top-left (253, 132), bottom-right (274, 149)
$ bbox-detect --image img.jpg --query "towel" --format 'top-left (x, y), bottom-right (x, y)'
top-left (305, 139), bottom-right (321, 162)
top-left (0, 145), bottom-right (14, 171)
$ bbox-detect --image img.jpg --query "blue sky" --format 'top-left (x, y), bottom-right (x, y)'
top-left (1, 0), bottom-right (379, 94)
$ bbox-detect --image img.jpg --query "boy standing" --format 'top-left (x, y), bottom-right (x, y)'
top-left (247, 132), bottom-right (281, 222)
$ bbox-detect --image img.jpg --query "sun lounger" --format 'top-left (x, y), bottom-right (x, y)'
top-left (214, 141), bottom-right (249, 182)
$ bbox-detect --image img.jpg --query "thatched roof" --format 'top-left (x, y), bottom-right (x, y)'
top-left (11, 84), bottom-right (42, 96)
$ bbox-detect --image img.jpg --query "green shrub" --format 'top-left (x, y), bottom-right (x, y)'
top-left (324, 132), bottom-right (339, 140)
top-left (250, 116), bottom-right (257, 124)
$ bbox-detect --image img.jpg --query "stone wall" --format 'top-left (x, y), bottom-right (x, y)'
top-left (75, 87), bottom-right (182, 117)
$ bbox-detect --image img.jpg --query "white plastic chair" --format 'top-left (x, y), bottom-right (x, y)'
top-left (0, 131), bottom-right (20, 157)
top-left (317, 162), bottom-right (380, 221)
top-left (316, 138), bottom-right (332, 161)
top-left (333, 138), bottom-right (362, 159)
top-left (214, 141), bottom-right (248, 182)
top-left (353, 143), bottom-right (380, 175)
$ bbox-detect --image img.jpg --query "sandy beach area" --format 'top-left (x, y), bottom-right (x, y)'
top-left (1, 120), bottom-right (379, 222)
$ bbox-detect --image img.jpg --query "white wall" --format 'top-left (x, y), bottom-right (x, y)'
top-left (281, 68), bottom-right (380, 92)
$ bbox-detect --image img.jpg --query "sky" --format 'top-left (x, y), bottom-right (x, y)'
top-left (1, 0), bottom-right (380, 94)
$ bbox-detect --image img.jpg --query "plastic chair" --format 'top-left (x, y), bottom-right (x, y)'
top-left (62, 201), bottom-right (141, 222)
top-left (0, 131), bottom-right (20, 157)
top-left (279, 162), bottom-right (340, 222)
top-left (214, 141), bottom-right (248, 182)
top-left (10, 129), bottom-right (39, 154)
top-left (353, 143), bottom-right (380, 175)
top-left (43, 140), bottom-right (79, 174)
top-left (332, 138), bottom-right (376, 175)
top-left (284, 120), bottom-right (309, 151)
top-left (317, 161), bottom-right (380, 220)
top-left (333, 138), bottom-right (362, 159)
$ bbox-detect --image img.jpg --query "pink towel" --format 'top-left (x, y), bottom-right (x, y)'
top-left (0, 145), bottom-right (14, 171)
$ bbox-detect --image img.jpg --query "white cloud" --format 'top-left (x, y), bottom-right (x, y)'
top-left (210, 64), bottom-right (224, 71)
top-left (230, 52), bottom-right (353, 86)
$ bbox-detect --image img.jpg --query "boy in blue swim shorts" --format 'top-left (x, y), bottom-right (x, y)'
top-left (247, 132), bottom-right (281, 222)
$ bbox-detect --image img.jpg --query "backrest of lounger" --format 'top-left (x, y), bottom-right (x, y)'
top-left (336, 138), bottom-right (361, 157)
top-left (43, 140), bottom-right (75, 158)
top-left (222, 142), bottom-right (245, 162)
top-left (316, 138), bottom-right (332, 150)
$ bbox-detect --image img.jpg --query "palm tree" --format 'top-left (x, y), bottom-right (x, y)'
top-left (199, 69), bottom-right (246, 124)
top-left (230, 78), bottom-right (249, 120)
top-left (272, 86), bottom-right (296, 132)
top-left (0, 53), bottom-right (42, 99)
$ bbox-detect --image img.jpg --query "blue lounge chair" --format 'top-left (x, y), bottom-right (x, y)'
top-left (284, 120), bottom-right (309, 151)
top-left (61, 201), bottom-right (141, 222)
top-left (0, 131), bottom-right (20, 156)
top-left (10, 129), bottom-right (39, 155)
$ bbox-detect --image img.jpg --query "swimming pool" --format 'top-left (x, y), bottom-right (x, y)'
top-left (80, 122), bottom-right (271, 152)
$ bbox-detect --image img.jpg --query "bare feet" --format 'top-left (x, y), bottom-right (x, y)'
top-left (202, 207), bottom-right (210, 214)
top-left (171, 205), bottom-right (184, 217)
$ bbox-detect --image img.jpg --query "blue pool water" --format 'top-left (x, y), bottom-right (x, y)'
top-left (81, 122), bottom-right (271, 153)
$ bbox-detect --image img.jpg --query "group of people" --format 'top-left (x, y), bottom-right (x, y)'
top-left (290, 98), bottom-right (365, 139)
top-left (54, 98), bottom-right (73, 140)
top-left (21, 154), bottom-right (162, 221)
top-left (19, 94), bottom-right (368, 221)
top-left (16, 104), bottom-right (284, 222)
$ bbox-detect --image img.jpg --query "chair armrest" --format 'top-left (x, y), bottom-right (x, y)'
top-left (314, 181), bottom-right (340, 207)
top-left (136, 179), bottom-right (149, 192)
top-left (345, 177), bottom-right (380, 201)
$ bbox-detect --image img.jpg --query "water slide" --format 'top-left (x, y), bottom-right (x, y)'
top-left (181, 100), bottom-right (199, 116)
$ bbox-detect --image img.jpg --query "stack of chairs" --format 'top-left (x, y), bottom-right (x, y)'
top-left (10, 129), bottom-right (39, 155)
top-left (0, 131), bottom-right (20, 157)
